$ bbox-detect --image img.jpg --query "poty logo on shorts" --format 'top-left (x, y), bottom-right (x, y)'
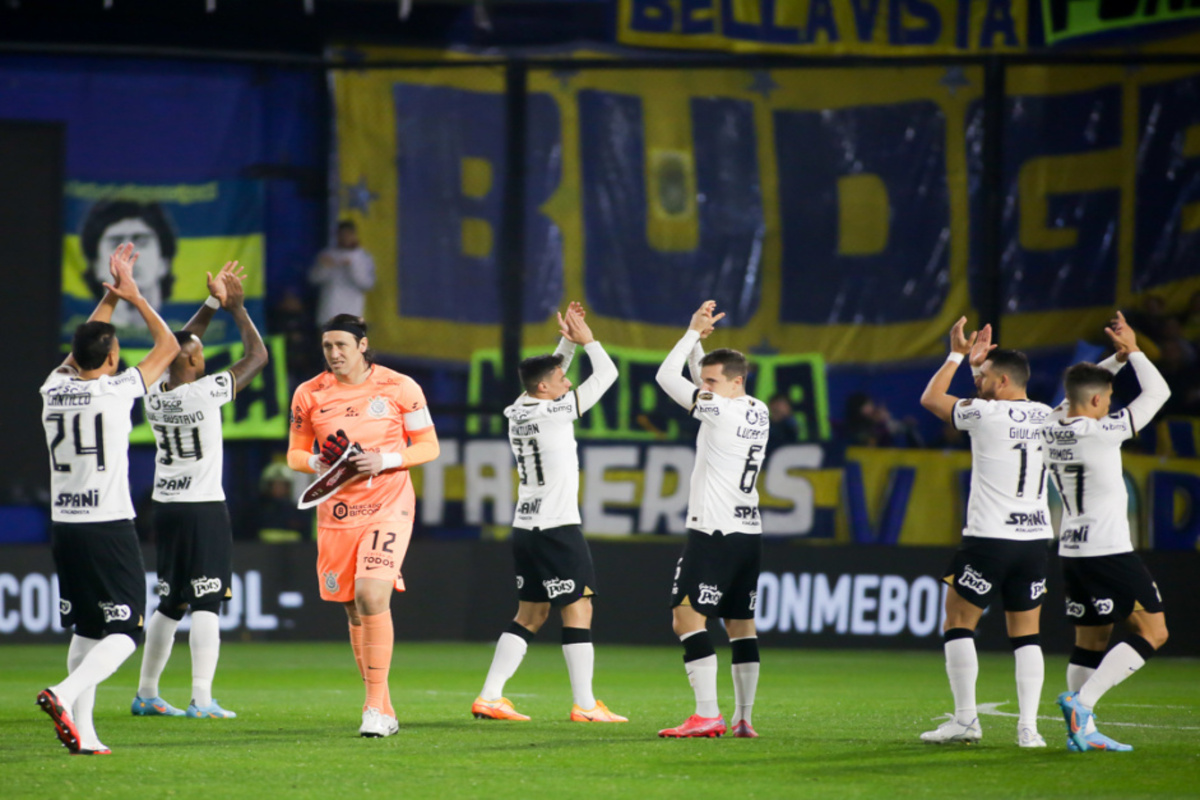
top-left (1030, 579), bottom-right (1046, 600)
top-left (1066, 600), bottom-right (1085, 618)
top-left (99, 602), bottom-right (131, 623)
top-left (748, 589), bottom-right (757, 612)
top-left (516, 576), bottom-right (524, 589)
top-left (543, 578), bottom-right (576, 599)
top-left (59, 598), bottom-right (71, 615)
top-left (958, 566), bottom-right (992, 596)
top-left (1092, 597), bottom-right (1114, 616)
top-left (156, 579), bottom-right (170, 597)
top-left (191, 577), bottom-right (222, 597)
top-left (696, 583), bottom-right (723, 606)
top-left (324, 571), bottom-right (340, 593)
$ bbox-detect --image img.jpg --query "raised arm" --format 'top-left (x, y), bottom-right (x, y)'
top-left (1105, 312), bottom-right (1170, 432)
top-left (217, 269), bottom-right (269, 394)
top-left (920, 316), bottom-right (979, 423)
top-left (552, 301), bottom-right (583, 372)
top-left (182, 261), bottom-right (242, 338)
top-left (102, 243), bottom-right (180, 385)
top-left (657, 301), bottom-right (724, 409)
top-left (557, 304), bottom-right (617, 415)
top-left (61, 249), bottom-right (126, 369)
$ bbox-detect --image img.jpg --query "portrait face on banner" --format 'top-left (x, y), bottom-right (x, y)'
top-left (80, 202), bottom-right (177, 329)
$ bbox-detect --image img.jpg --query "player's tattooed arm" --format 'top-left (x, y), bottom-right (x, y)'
top-left (181, 260), bottom-right (243, 339)
top-left (920, 316), bottom-right (977, 423)
top-left (222, 268), bottom-right (269, 394)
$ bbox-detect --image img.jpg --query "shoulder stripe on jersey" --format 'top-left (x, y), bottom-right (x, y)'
top-left (226, 370), bottom-right (238, 398)
top-left (573, 389), bottom-right (581, 419)
top-left (689, 387), bottom-right (701, 418)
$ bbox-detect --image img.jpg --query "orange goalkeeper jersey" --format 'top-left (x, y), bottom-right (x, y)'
top-left (289, 366), bottom-right (434, 530)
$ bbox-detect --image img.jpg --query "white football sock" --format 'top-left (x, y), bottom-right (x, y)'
top-left (1078, 643), bottom-right (1145, 710)
top-left (52, 633), bottom-right (136, 709)
top-left (1066, 664), bottom-right (1096, 693)
top-left (480, 632), bottom-right (528, 701)
top-left (1013, 644), bottom-right (1044, 729)
top-left (945, 637), bottom-right (978, 725)
top-left (685, 654), bottom-right (720, 719)
top-left (731, 662), bottom-right (760, 726)
top-left (137, 611), bottom-right (180, 699)
top-left (562, 643), bottom-right (596, 709)
top-left (190, 610), bottom-right (221, 707)
top-left (67, 635), bottom-right (102, 748)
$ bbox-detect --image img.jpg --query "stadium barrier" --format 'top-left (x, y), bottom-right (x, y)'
top-left (2, 542), bottom-right (1196, 656)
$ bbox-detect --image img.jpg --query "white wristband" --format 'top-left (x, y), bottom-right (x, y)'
top-left (971, 364), bottom-right (983, 378)
top-left (946, 352), bottom-right (964, 365)
top-left (204, 295), bottom-right (220, 310)
top-left (307, 454), bottom-right (324, 473)
top-left (380, 452), bottom-right (405, 470)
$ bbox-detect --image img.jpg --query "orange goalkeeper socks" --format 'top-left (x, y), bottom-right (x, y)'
top-left (360, 611), bottom-right (394, 717)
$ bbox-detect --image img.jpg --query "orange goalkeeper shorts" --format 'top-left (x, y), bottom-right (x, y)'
top-left (316, 517), bottom-right (413, 603)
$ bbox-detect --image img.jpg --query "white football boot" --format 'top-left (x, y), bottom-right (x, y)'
top-left (920, 716), bottom-right (982, 744)
top-left (1017, 725), bottom-right (1047, 748)
top-left (359, 708), bottom-right (399, 738)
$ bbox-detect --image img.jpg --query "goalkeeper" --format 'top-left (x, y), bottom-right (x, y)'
top-left (287, 313), bottom-right (439, 738)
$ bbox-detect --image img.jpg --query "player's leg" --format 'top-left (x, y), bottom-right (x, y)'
top-left (1077, 610), bottom-right (1166, 710)
top-left (317, 526), bottom-right (377, 733)
top-left (135, 504), bottom-right (187, 716)
top-left (474, 601), bottom-right (546, 720)
top-left (1004, 608), bottom-right (1044, 747)
top-left (724, 532), bottom-right (762, 738)
top-left (183, 503), bottom-right (236, 718)
top-left (920, 561), bottom-right (985, 744)
top-left (659, 531), bottom-right (728, 738)
top-left (1002, 540), bottom-right (1049, 747)
top-left (1067, 625), bottom-right (1110, 692)
top-left (66, 634), bottom-right (105, 753)
top-left (560, 598), bottom-right (595, 710)
top-left (41, 523), bottom-right (145, 752)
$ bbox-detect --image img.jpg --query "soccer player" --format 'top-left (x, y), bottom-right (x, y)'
top-left (131, 261), bottom-right (268, 720)
top-left (287, 313), bottom-right (440, 738)
top-left (472, 303), bottom-right (627, 723)
top-left (38, 243), bottom-right (181, 754)
top-left (654, 300), bottom-right (769, 739)
top-left (1045, 312), bottom-right (1170, 752)
top-left (918, 318), bottom-right (1053, 747)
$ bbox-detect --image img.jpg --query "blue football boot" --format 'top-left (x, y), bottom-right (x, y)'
top-left (131, 696), bottom-right (185, 717)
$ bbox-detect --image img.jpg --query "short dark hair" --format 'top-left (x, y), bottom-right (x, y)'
top-left (337, 220), bottom-right (357, 232)
top-left (174, 331), bottom-right (199, 349)
top-left (519, 354), bottom-right (563, 394)
top-left (80, 200), bottom-right (178, 301)
top-left (72, 321), bottom-right (117, 370)
top-left (321, 313), bottom-right (373, 366)
top-left (985, 348), bottom-right (1030, 388)
top-left (699, 348), bottom-right (748, 380)
top-left (1064, 363), bottom-right (1114, 406)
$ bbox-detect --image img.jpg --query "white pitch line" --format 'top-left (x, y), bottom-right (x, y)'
top-left (963, 701), bottom-right (1200, 731)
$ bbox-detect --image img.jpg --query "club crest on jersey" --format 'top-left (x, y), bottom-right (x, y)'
top-left (744, 408), bottom-right (768, 426)
top-left (696, 583), bottom-right (723, 605)
top-left (367, 396), bottom-right (389, 418)
top-left (1030, 579), bottom-right (1046, 600)
top-left (1008, 407), bottom-right (1028, 423)
top-left (99, 601), bottom-right (131, 623)
top-left (59, 598), bottom-right (72, 616)
top-left (191, 577), bottom-right (223, 597)
top-left (324, 571), bottom-right (340, 593)
top-left (957, 566), bottom-right (992, 595)
top-left (156, 579), bottom-right (170, 597)
top-left (1066, 600), bottom-right (1085, 618)
top-left (543, 578), bottom-right (576, 599)
top-left (516, 575), bottom-right (524, 590)
top-left (1092, 597), bottom-right (1115, 616)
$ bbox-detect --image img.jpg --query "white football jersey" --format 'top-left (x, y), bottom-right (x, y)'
top-left (1043, 352), bottom-right (1170, 558)
top-left (952, 397), bottom-right (1053, 541)
top-left (146, 372), bottom-right (236, 502)
top-left (506, 341), bottom-right (617, 529)
top-left (656, 330), bottom-right (768, 535)
top-left (41, 365), bottom-right (146, 523)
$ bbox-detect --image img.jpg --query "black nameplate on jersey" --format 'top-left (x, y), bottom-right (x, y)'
top-left (298, 443), bottom-right (365, 509)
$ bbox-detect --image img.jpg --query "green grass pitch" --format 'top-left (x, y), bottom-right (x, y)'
top-left (1, 643), bottom-right (1196, 799)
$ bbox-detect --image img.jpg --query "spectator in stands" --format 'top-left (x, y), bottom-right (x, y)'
top-left (767, 394), bottom-right (800, 451)
top-left (843, 392), bottom-right (924, 448)
top-left (309, 220), bottom-right (375, 327)
top-left (243, 462), bottom-right (311, 543)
